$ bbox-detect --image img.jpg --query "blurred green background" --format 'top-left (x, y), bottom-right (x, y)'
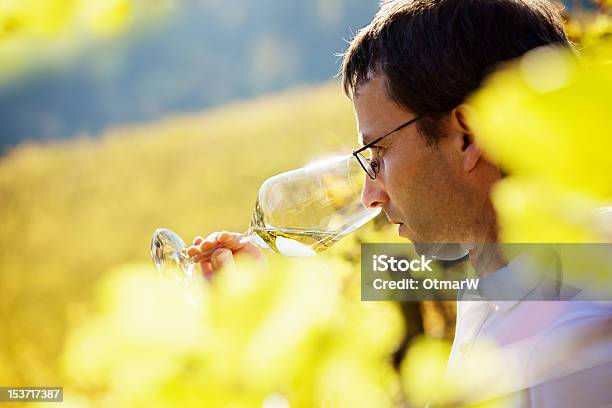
top-left (0, 0), bottom-right (610, 407)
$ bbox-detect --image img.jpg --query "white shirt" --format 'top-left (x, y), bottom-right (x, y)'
top-left (445, 247), bottom-right (612, 407)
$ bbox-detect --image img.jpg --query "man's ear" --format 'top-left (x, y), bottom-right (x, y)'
top-left (450, 104), bottom-right (481, 172)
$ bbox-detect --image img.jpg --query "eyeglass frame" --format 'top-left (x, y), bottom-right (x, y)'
top-left (352, 115), bottom-right (421, 179)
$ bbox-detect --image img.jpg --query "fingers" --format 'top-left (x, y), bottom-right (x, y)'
top-left (199, 260), bottom-right (213, 280)
top-left (188, 231), bottom-right (264, 275)
top-left (197, 248), bottom-right (236, 281)
top-left (187, 233), bottom-right (220, 260)
top-left (189, 231), bottom-right (238, 251)
top-left (210, 248), bottom-right (234, 271)
top-left (217, 231), bottom-right (243, 249)
top-left (187, 231), bottom-right (242, 263)
top-left (238, 241), bottom-right (266, 261)
top-left (194, 248), bottom-right (234, 281)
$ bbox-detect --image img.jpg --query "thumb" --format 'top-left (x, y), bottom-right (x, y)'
top-left (211, 248), bottom-right (235, 271)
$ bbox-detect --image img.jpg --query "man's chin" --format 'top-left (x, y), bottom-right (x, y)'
top-left (412, 243), bottom-right (470, 261)
top-left (398, 223), bottom-right (422, 243)
top-left (396, 225), bottom-right (468, 260)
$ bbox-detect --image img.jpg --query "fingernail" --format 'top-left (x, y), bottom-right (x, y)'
top-left (218, 250), bottom-right (232, 264)
top-left (192, 253), bottom-right (206, 263)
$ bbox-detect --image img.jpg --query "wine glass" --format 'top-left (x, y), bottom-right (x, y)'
top-left (150, 155), bottom-right (381, 282)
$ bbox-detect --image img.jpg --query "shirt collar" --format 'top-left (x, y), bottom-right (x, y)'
top-left (459, 245), bottom-right (570, 312)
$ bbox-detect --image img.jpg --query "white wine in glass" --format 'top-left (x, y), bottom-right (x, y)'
top-left (150, 155), bottom-right (380, 281)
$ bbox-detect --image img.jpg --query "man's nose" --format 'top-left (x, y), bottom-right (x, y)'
top-left (361, 175), bottom-right (389, 209)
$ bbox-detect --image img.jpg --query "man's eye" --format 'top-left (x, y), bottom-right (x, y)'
top-left (370, 158), bottom-right (381, 172)
top-left (368, 146), bottom-right (384, 158)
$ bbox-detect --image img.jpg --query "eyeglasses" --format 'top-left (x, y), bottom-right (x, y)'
top-left (352, 115), bottom-right (421, 179)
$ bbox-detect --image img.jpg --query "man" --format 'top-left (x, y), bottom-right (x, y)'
top-left (188, 0), bottom-right (612, 406)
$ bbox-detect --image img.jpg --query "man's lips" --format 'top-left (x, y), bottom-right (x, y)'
top-left (398, 223), bottom-right (406, 235)
top-left (389, 220), bottom-right (404, 229)
top-left (390, 220), bottom-right (407, 236)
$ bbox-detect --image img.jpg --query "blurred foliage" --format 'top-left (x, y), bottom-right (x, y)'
top-left (0, 0), bottom-right (173, 82)
top-left (61, 259), bottom-right (405, 407)
top-left (469, 8), bottom-right (612, 296)
top-left (401, 337), bottom-right (519, 408)
top-left (469, 20), bottom-right (612, 243)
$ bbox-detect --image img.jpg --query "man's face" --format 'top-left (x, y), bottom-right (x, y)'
top-left (353, 75), bottom-right (486, 243)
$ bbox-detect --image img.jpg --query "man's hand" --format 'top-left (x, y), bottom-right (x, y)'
top-left (186, 231), bottom-right (265, 278)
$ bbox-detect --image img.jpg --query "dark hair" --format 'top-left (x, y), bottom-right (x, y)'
top-left (341, 0), bottom-right (571, 142)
